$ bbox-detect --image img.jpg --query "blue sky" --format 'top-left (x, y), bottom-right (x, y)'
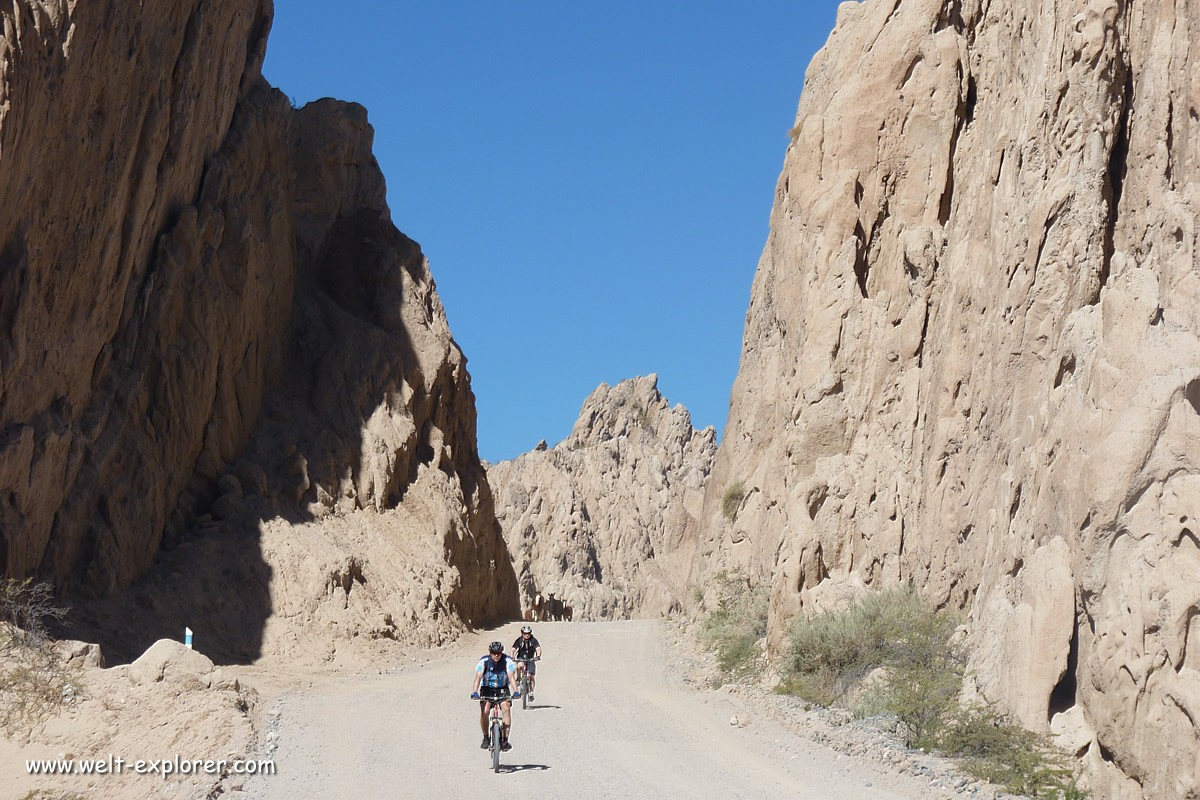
top-left (264, 1), bottom-right (843, 462)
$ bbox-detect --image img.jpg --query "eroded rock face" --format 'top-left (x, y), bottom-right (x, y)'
top-left (698, 1), bottom-right (1199, 797)
top-left (0, 0), bottom-right (516, 657)
top-left (489, 376), bottom-right (716, 620)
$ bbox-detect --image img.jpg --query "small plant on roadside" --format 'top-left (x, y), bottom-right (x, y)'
top-left (0, 579), bottom-right (79, 735)
top-left (721, 481), bottom-right (746, 522)
top-left (939, 705), bottom-right (1089, 799)
top-left (698, 570), bottom-right (768, 682)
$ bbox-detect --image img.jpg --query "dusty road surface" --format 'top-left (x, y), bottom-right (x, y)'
top-left (242, 620), bottom-right (936, 800)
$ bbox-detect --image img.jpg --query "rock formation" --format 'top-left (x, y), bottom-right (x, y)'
top-left (489, 376), bottom-right (716, 620)
top-left (694, 1), bottom-right (1199, 797)
top-left (0, 0), bottom-right (517, 661)
top-left (6, 639), bottom-right (260, 800)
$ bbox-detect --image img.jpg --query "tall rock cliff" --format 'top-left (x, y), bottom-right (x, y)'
top-left (698, 1), bottom-right (1198, 798)
top-left (489, 376), bottom-right (715, 620)
top-left (0, 0), bottom-right (516, 660)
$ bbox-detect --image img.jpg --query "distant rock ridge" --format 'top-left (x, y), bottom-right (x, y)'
top-left (0, 0), bottom-right (516, 661)
top-left (692, 1), bottom-right (1200, 798)
top-left (489, 376), bottom-right (716, 621)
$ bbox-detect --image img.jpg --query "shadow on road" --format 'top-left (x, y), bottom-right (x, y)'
top-left (523, 704), bottom-right (562, 710)
top-left (499, 764), bottom-right (550, 774)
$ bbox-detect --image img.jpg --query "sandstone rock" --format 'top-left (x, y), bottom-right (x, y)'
top-left (696, 1), bottom-right (1200, 797)
top-left (56, 640), bottom-right (105, 669)
top-left (3, 640), bottom-right (259, 800)
top-left (489, 376), bottom-right (715, 620)
top-left (128, 639), bottom-right (216, 685)
top-left (0, 0), bottom-right (516, 658)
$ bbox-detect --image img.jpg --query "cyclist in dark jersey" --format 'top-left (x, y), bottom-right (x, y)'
top-left (510, 625), bottom-right (542, 701)
top-left (471, 641), bottom-right (518, 750)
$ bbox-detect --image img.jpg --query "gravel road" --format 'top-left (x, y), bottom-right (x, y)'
top-left (240, 620), bottom-right (953, 800)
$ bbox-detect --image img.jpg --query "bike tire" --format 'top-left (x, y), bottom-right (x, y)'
top-left (492, 718), bottom-right (501, 773)
top-left (521, 673), bottom-right (528, 709)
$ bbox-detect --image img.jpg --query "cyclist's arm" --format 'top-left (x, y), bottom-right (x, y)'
top-left (535, 646), bottom-right (542, 659)
top-left (472, 661), bottom-right (484, 693)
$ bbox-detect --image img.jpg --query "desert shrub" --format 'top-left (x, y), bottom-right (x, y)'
top-left (698, 570), bottom-right (768, 680)
top-left (939, 704), bottom-right (1089, 798)
top-left (781, 585), bottom-right (945, 706)
top-left (781, 585), bottom-right (1088, 797)
top-left (0, 579), bottom-right (79, 735)
top-left (720, 481), bottom-right (746, 522)
top-left (631, 403), bottom-right (654, 431)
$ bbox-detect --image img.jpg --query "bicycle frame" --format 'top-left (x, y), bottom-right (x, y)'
top-left (477, 694), bottom-right (510, 772)
top-left (515, 658), bottom-right (536, 708)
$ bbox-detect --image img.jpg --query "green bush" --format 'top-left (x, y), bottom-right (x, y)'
top-left (721, 481), bottom-right (746, 522)
top-left (698, 570), bottom-right (768, 681)
top-left (780, 586), bottom-right (1088, 798)
top-left (781, 585), bottom-right (949, 706)
top-left (940, 705), bottom-right (1088, 799)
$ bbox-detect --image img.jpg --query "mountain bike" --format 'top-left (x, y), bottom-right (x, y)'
top-left (515, 657), bottom-right (539, 709)
top-left (475, 693), bottom-right (512, 772)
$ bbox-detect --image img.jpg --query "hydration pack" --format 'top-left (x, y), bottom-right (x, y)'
top-left (481, 656), bottom-right (509, 689)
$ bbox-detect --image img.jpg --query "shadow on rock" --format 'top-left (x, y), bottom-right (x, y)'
top-left (50, 98), bottom-right (519, 665)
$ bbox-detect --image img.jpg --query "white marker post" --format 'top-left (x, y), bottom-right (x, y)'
top-left (184, 627), bottom-right (193, 650)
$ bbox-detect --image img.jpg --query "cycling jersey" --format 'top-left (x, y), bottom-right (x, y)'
top-left (476, 654), bottom-right (515, 693)
top-left (512, 635), bottom-right (540, 660)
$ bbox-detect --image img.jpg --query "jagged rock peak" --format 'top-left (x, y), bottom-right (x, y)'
top-left (490, 376), bottom-right (716, 621)
top-left (566, 374), bottom-right (711, 450)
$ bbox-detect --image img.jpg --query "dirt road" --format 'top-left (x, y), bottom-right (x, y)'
top-left (241, 620), bottom-right (939, 799)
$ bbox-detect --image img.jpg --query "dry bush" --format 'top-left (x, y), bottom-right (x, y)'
top-left (0, 579), bottom-right (80, 735)
top-left (699, 570), bottom-right (768, 681)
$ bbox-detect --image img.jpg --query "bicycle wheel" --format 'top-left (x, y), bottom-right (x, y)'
top-left (491, 717), bottom-right (501, 772)
top-left (521, 672), bottom-right (528, 709)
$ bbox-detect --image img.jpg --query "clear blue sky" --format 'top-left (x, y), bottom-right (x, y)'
top-left (264, 1), bottom-right (843, 463)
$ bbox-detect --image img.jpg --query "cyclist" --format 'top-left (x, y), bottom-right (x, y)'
top-left (510, 624), bottom-right (542, 701)
top-left (470, 641), bottom-right (518, 751)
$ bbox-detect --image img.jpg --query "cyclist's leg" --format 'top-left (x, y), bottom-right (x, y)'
top-left (527, 660), bottom-right (536, 693)
top-left (501, 699), bottom-right (512, 736)
top-left (479, 700), bottom-right (491, 736)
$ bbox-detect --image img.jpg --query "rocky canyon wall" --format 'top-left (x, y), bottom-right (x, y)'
top-left (489, 376), bottom-right (715, 621)
top-left (0, 0), bottom-right (516, 661)
top-left (696, 1), bottom-right (1199, 798)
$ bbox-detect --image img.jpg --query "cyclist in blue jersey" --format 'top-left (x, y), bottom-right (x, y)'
top-left (470, 641), bottom-right (518, 750)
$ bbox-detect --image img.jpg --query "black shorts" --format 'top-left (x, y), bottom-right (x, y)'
top-left (515, 659), bottom-right (536, 675)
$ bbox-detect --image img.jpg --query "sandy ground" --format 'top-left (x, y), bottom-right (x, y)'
top-left (238, 619), bottom-right (960, 800)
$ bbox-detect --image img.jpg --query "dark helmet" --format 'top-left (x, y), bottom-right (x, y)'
top-left (488, 641), bottom-right (504, 653)
top-left (520, 625), bottom-right (532, 634)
